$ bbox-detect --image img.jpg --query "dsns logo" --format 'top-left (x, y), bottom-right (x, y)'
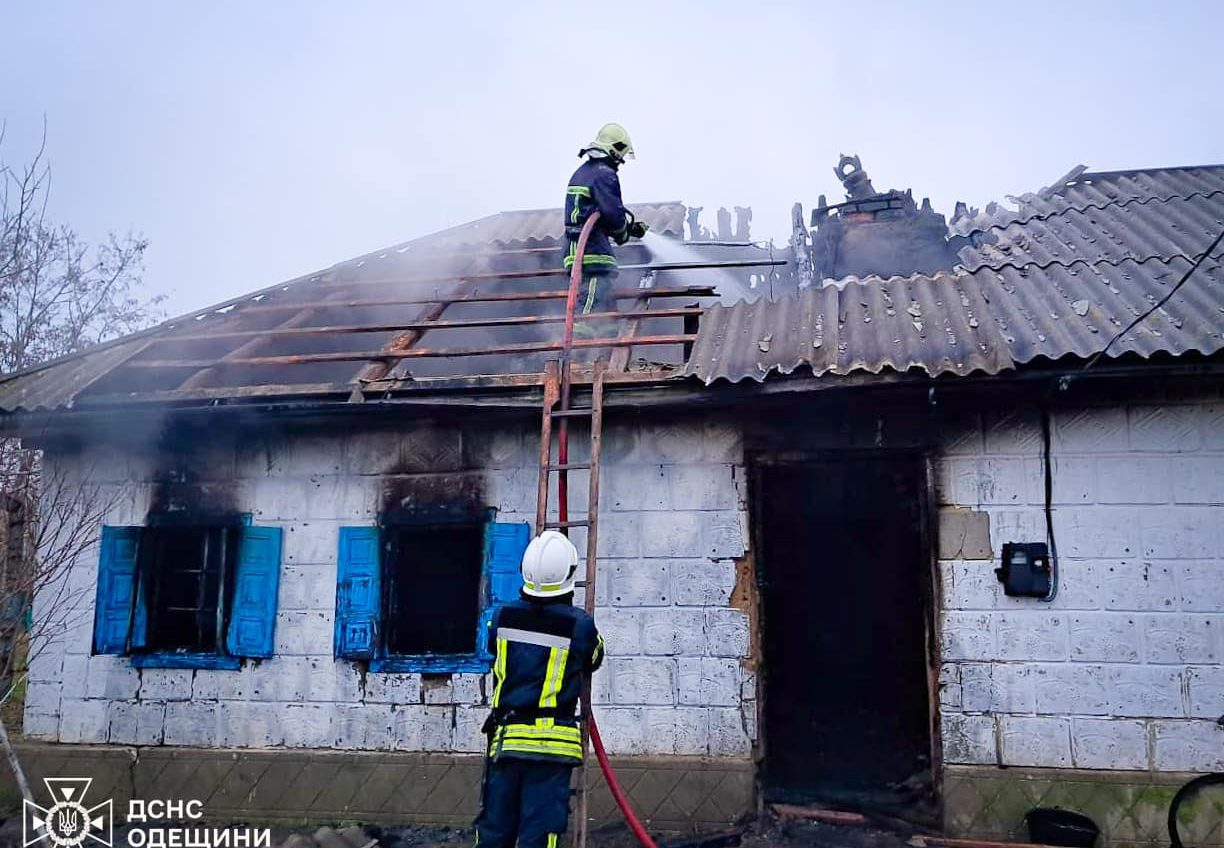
top-left (23, 778), bottom-right (113, 848)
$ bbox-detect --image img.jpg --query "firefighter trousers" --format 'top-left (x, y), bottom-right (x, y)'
top-left (572, 270), bottom-right (620, 340)
top-left (474, 757), bottom-right (573, 848)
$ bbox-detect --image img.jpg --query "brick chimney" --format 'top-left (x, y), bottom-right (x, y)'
top-left (807, 155), bottom-right (955, 282)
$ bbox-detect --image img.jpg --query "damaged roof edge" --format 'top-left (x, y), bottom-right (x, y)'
top-left (0, 262), bottom-right (337, 387)
top-left (6, 356), bottom-right (1223, 441)
top-left (687, 249), bottom-right (1224, 385)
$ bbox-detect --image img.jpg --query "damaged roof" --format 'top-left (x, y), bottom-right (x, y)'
top-left (686, 164), bottom-right (1224, 383)
top-left (0, 203), bottom-right (742, 413)
top-left (3, 163), bottom-right (1221, 413)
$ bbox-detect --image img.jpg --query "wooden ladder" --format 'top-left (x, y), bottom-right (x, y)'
top-left (534, 357), bottom-right (606, 848)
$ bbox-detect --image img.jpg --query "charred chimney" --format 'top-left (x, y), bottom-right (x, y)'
top-left (807, 155), bottom-right (955, 282)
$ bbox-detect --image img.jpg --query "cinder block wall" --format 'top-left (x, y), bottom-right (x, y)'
top-left (25, 416), bottom-right (755, 760)
top-left (936, 397), bottom-right (1224, 773)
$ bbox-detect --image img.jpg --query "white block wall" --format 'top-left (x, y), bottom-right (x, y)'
top-left (937, 399), bottom-right (1224, 773)
top-left (26, 417), bottom-right (755, 758)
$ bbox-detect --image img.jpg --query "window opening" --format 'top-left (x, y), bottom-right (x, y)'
top-left (140, 524), bottom-right (239, 654)
top-left (383, 522), bottom-right (484, 657)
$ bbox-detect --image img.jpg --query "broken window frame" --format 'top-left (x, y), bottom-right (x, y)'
top-left (136, 515), bottom-right (243, 661)
top-left (335, 514), bottom-right (529, 674)
top-left (93, 514), bottom-right (283, 670)
top-left (381, 515), bottom-right (487, 661)
top-left (372, 509), bottom-right (491, 674)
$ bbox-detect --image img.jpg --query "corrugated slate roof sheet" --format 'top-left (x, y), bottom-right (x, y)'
top-left (1002, 165), bottom-right (1224, 222)
top-left (687, 164), bottom-right (1224, 383)
top-left (0, 339), bottom-right (153, 413)
top-left (685, 257), bottom-right (1224, 383)
top-left (949, 165), bottom-right (1224, 236)
top-left (956, 191), bottom-right (1224, 271)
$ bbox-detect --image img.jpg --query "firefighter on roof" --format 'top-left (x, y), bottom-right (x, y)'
top-left (473, 530), bottom-right (605, 848)
top-left (564, 122), bottom-right (650, 339)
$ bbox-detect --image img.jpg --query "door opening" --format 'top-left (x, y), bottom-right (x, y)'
top-left (755, 455), bottom-right (932, 808)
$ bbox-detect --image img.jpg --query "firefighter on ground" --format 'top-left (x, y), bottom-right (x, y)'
top-left (474, 530), bottom-right (605, 848)
top-left (564, 122), bottom-right (650, 338)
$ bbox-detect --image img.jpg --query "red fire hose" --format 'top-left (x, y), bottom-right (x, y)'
top-left (560, 213), bottom-right (660, 848)
top-left (589, 714), bottom-right (661, 848)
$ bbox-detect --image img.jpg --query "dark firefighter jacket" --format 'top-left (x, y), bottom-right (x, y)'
top-left (485, 596), bottom-right (604, 764)
top-left (564, 158), bottom-right (630, 273)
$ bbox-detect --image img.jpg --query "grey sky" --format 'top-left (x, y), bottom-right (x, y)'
top-left (3, 0), bottom-right (1221, 315)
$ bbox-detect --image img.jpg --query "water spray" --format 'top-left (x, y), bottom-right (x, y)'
top-left (639, 231), bottom-right (762, 304)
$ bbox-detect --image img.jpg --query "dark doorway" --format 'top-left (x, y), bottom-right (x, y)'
top-left (756, 455), bottom-right (931, 806)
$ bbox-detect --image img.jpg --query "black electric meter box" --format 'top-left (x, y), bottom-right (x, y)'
top-left (995, 542), bottom-right (1052, 598)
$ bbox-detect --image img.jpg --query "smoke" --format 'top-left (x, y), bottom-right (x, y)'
top-left (640, 231), bottom-right (755, 305)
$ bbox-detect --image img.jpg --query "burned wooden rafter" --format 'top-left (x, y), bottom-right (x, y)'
top-left (66, 366), bottom-right (684, 408)
top-left (123, 334), bottom-right (697, 369)
top-left (230, 285), bottom-right (718, 314)
top-left (318, 257), bottom-right (786, 288)
top-left (352, 277), bottom-right (479, 384)
top-left (175, 282), bottom-right (354, 391)
top-left (609, 294), bottom-right (655, 373)
top-left (148, 308), bottom-right (705, 344)
top-left (340, 240), bottom-right (653, 264)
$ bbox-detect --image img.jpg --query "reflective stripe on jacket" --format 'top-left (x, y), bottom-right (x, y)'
top-left (563, 158), bottom-right (630, 272)
top-left (487, 598), bottom-right (604, 764)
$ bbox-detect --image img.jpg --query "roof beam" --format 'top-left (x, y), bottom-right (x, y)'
top-left (351, 278), bottom-right (480, 383)
top-left (143, 308), bottom-right (703, 344)
top-left (175, 284), bottom-right (354, 390)
top-left (230, 286), bottom-right (716, 314)
top-left (319, 258), bottom-right (786, 289)
top-left (122, 334), bottom-right (696, 369)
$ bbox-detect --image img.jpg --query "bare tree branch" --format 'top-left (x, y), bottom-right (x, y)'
top-left (1, 125), bottom-right (163, 374)
top-left (0, 125), bottom-right (162, 789)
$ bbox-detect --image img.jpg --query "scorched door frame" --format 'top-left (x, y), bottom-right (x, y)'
top-left (746, 448), bottom-right (942, 810)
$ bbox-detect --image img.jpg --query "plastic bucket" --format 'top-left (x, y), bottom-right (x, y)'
top-left (1025, 808), bottom-right (1100, 848)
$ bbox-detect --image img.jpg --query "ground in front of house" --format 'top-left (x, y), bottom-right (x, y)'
top-left (0, 810), bottom-right (920, 848)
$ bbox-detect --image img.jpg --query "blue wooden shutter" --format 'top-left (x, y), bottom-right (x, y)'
top-left (131, 565), bottom-right (149, 651)
top-left (225, 525), bottom-right (283, 658)
top-left (335, 526), bottom-right (382, 660)
top-left (93, 526), bottom-right (141, 654)
top-left (478, 521), bottom-right (530, 659)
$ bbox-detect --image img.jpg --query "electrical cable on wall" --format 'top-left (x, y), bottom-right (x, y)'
top-left (1040, 401), bottom-right (1060, 602)
top-left (995, 400), bottom-right (1061, 601)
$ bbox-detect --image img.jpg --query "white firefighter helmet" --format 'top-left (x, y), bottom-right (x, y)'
top-left (520, 530), bottom-right (579, 598)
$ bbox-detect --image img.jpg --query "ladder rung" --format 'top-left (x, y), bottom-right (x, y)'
top-left (550, 408), bottom-right (593, 418)
top-left (545, 520), bottom-right (590, 529)
top-left (546, 462), bottom-right (591, 471)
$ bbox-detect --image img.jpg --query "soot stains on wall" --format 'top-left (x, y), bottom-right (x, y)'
top-left (146, 422), bottom-right (241, 520)
top-left (379, 472), bottom-right (488, 523)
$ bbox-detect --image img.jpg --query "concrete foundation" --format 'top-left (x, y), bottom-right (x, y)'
top-left (0, 742), bottom-right (754, 831)
top-left (944, 764), bottom-right (1223, 848)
